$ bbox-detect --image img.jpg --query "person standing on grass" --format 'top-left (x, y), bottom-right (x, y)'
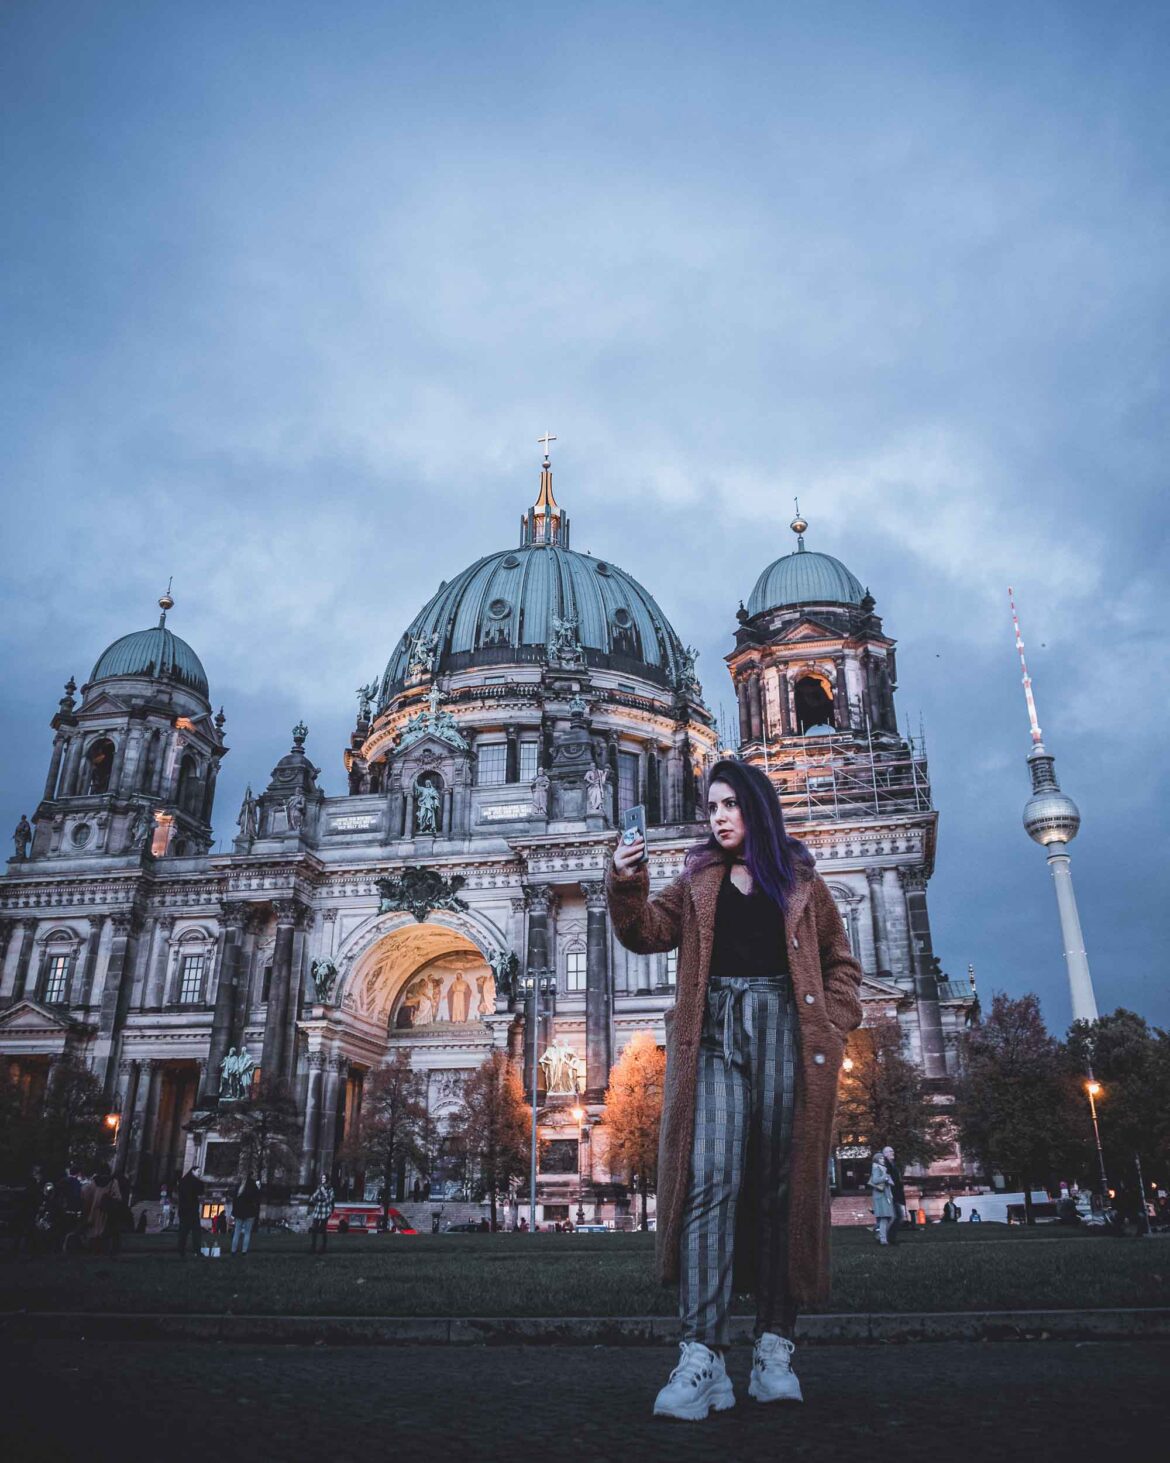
top-left (176, 1165), bottom-right (204, 1258)
top-left (882, 1147), bottom-right (907, 1244)
top-left (308, 1174), bottom-right (335, 1255)
top-left (608, 758), bottom-right (862, 1422)
top-left (869, 1152), bottom-right (895, 1244)
top-left (230, 1176), bottom-right (260, 1255)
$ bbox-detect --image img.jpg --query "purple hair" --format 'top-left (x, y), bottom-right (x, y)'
top-left (687, 758), bottom-right (813, 915)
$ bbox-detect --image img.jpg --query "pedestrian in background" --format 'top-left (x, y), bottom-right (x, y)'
top-left (176, 1165), bottom-right (204, 1257)
top-left (308, 1174), bottom-right (334, 1255)
top-left (609, 758), bottom-right (862, 1420)
top-left (159, 1184), bottom-right (173, 1231)
top-left (230, 1176), bottom-right (260, 1255)
top-left (882, 1147), bottom-right (907, 1244)
top-left (869, 1151), bottom-right (895, 1244)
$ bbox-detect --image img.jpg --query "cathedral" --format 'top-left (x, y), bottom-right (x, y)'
top-left (0, 452), bottom-right (974, 1221)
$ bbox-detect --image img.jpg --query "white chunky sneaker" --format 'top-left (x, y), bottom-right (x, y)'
top-left (652, 1341), bottom-right (736, 1421)
top-left (748, 1332), bottom-right (803, 1403)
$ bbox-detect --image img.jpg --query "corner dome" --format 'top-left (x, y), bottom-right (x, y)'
top-left (381, 543), bottom-right (691, 695)
top-left (90, 625), bottom-right (209, 699)
top-left (747, 549), bottom-right (865, 615)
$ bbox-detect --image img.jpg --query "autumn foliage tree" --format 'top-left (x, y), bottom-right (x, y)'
top-left (836, 1017), bottom-right (950, 1169)
top-left (342, 1051), bottom-right (429, 1219)
top-left (449, 1050), bottom-right (532, 1230)
top-left (602, 1032), bottom-right (666, 1230)
top-left (953, 993), bottom-right (1084, 1221)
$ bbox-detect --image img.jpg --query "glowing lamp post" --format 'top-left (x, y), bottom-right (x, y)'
top-left (571, 1105), bottom-right (586, 1225)
top-left (1085, 1081), bottom-right (1109, 1199)
top-left (518, 967), bottom-right (556, 1233)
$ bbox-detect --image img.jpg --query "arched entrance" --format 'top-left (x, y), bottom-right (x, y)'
top-left (304, 918), bottom-right (501, 1195)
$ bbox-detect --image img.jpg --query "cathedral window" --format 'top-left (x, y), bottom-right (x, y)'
top-left (43, 954), bottom-right (70, 1003)
top-left (617, 751), bottom-right (639, 812)
top-left (518, 741), bottom-right (540, 782)
top-left (261, 964), bottom-right (273, 1003)
top-left (178, 953), bottom-right (206, 1004)
top-left (85, 738), bottom-right (116, 794)
top-left (665, 949), bottom-right (678, 987)
top-left (794, 674), bottom-right (835, 734)
top-left (478, 742), bottom-right (507, 786)
top-left (565, 948), bottom-right (587, 993)
top-left (177, 753), bottom-right (200, 815)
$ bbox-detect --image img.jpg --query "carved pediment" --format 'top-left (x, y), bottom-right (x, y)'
top-left (778, 619), bottom-right (839, 645)
top-left (78, 691), bottom-right (130, 717)
top-left (0, 998), bottom-right (74, 1033)
top-left (859, 975), bottom-right (908, 1003)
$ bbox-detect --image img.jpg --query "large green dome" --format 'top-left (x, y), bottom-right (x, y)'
top-left (747, 546), bottom-right (865, 616)
top-left (90, 624), bottom-right (209, 698)
top-left (381, 542), bottom-right (691, 696)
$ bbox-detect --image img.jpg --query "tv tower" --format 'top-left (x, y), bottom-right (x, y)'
top-left (1009, 589), bottom-right (1099, 1024)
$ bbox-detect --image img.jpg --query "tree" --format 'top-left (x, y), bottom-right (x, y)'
top-left (0, 1058), bottom-right (110, 1180)
top-left (340, 1052), bottom-right (428, 1221)
top-left (1065, 1009), bottom-right (1170, 1210)
top-left (836, 1017), bottom-right (951, 1170)
top-left (953, 993), bottom-right (1085, 1221)
top-left (213, 1079), bottom-right (302, 1200)
top-left (449, 1050), bottom-right (532, 1230)
top-left (602, 1032), bottom-right (666, 1231)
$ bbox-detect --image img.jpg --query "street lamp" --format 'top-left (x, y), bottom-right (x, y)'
top-left (571, 1104), bottom-right (586, 1225)
top-left (517, 966), bottom-right (556, 1233)
top-left (1085, 1081), bottom-right (1109, 1199)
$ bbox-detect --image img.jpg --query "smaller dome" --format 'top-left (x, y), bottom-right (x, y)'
top-left (90, 626), bottom-right (209, 698)
top-left (747, 549), bottom-right (865, 616)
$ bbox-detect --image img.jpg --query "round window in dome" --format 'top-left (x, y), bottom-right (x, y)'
top-left (71, 822), bottom-right (92, 848)
top-left (487, 598), bottom-right (511, 620)
top-left (611, 607), bottom-right (632, 628)
top-left (595, 561), bottom-right (612, 577)
top-left (501, 554), bottom-right (520, 569)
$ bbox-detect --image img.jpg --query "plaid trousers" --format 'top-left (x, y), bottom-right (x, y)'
top-left (678, 977), bottom-right (799, 1346)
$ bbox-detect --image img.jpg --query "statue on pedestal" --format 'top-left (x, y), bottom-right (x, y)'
top-left (310, 958), bottom-right (338, 1004)
top-left (531, 767), bottom-right (551, 816)
top-left (414, 779), bottom-right (441, 834)
top-left (584, 765), bottom-right (610, 814)
top-left (13, 814), bottom-right (32, 861)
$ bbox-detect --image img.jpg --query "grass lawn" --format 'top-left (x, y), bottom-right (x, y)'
top-left (3, 1224), bottom-right (1166, 1318)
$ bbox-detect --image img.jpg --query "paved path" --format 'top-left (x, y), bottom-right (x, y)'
top-left (3, 1339), bottom-right (1166, 1461)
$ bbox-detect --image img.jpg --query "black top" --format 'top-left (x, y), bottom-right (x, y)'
top-left (708, 866), bottom-right (790, 981)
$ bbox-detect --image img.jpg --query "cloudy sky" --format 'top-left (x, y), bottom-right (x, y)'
top-left (3, 1), bottom-right (1166, 1031)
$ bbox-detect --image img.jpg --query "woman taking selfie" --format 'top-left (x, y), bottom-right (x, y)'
top-left (607, 758), bottom-right (862, 1421)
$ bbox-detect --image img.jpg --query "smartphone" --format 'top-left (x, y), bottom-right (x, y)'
top-left (620, 804), bottom-right (648, 863)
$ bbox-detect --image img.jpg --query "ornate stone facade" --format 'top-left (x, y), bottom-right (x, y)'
top-left (0, 469), bottom-right (971, 1216)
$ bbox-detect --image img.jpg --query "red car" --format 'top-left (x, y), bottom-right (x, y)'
top-left (327, 1202), bottom-right (418, 1235)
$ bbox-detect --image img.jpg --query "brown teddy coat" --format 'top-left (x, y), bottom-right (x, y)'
top-left (606, 852), bottom-right (863, 1307)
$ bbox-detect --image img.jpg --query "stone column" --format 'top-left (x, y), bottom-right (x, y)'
top-left (316, 1054), bottom-right (348, 1183)
top-left (77, 918), bottom-right (103, 1007)
top-left (776, 670), bottom-right (792, 736)
top-left (143, 914), bottom-right (175, 1008)
top-left (898, 868), bottom-right (946, 1079)
top-left (110, 731), bottom-right (129, 792)
top-left (96, 909), bottom-right (142, 1095)
top-left (524, 886), bottom-right (552, 1093)
top-left (136, 1061), bottom-right (164, 1195)
top-left (834, 657), bottom-right (851, 730)
top-left (281, 907), bottom-right (312, 1088)
top-left (231, 906), bottom-right (265, 1049)
top-left (60, 735), bottom-right (84, 797)
top-left (43, 735), bottom-right (66, 800)
top-left (260, 900), bottom-right (299, 1092)
top-left (864, 868), bottom-right (892, 979)
top-left (300, 1050), bottom-right (327, 1185)
top-left (11, 918), bottom-right (38, 1000)
top-left (113, 1059), bottom-right (138, 1171)
top-left (582, 883), bottom-right (610, 1102)
top-left (201, 758), bottom-right (221, 824)
top-left (736, 679), bottom-right (751, 745)
top-left (506, 725), bottom-right (519, 784)
top-left (203, 906), bottom-right (246, 1104)
top-left (748, 671), bottom-right (763, 743)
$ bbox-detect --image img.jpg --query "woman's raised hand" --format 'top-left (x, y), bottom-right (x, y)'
top-left (612, 831), bottom-right (646, 877)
